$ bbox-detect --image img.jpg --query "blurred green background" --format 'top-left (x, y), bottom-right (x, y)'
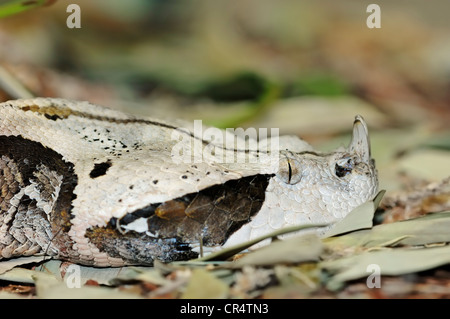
top-left (0, 0), bottom-right (449, 193)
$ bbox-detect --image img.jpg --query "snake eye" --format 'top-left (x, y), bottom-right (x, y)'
top-left (335, 158), bottom-right (354, 178)
top-left (278, 157), bottom-right (302, 185)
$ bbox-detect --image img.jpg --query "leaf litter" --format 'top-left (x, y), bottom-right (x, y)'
top-left (3, 189), bottom-right (450, 298)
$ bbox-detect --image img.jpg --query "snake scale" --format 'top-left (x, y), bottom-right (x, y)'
top-left (0, 98), bottom-right (378, 266)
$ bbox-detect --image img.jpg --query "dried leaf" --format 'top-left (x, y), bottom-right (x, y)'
top-left (181, 268), bottom-right (229, 299)
top-left (196, 222), bottom-right (328, 262)
top-left (364, 211), bottom-right (450, 247)
top-left (324, 211), bottom-right (450, 256)
top-left (129, 267), bottom-right (169, 286)
top-left (0, 268), bottom-right (38, 284)
top-left (34, 260), bottom-right (127, 286)
top-left (253, 96), bottom-right (386, 136)
top-left (0, 291), bottom-right (27, 299)
top-left (64, 264), bottom-right (124, 286)
top-left (398, 149), bottom-right (450, 181)
top-left (323, 190), bottom-right (385, 238)
top-left (0, 256), bottom-right (45, 275)
top-left (232, 234), bottom-right (322, 268)
top-left (323, 245), bottom-right (450, 290)
top-left (37, 282), bottom-right (141, 299)
top-left (33, 271), bottom-right (141, 299)
top-left (322, 211), bottom-right (450, 290)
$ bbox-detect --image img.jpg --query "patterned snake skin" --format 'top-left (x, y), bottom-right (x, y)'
top-left (0, 98), bottom-right (378, 266)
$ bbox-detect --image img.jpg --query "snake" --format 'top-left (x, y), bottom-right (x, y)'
top-left (0, 98), bottom-right (378, 266)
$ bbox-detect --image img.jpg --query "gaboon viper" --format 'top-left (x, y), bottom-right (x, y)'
top-left (0, 98), bottom-right (378, 266)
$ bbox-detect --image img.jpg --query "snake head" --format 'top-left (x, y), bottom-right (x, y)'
top-left (332, 115), bottom-right (378, 210)
top-left (275, 115), bottom-right (378, 221)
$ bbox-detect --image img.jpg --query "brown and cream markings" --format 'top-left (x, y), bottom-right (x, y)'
top-left (0, 98), bottom-right (378, 266)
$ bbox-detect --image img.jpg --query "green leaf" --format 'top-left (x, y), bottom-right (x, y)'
top-left (290, 73), bottom-right (350, 97)
top-left (0, 0), bottom-right (54, 18)
top-left (205, 79), bottom-right (281, 128)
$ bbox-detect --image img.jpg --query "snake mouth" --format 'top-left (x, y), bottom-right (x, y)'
top-left (348, 115), bottom-right (371, 163)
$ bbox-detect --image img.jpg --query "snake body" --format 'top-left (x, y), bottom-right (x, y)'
top-left (0, 98), bottom-right (378, 266)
